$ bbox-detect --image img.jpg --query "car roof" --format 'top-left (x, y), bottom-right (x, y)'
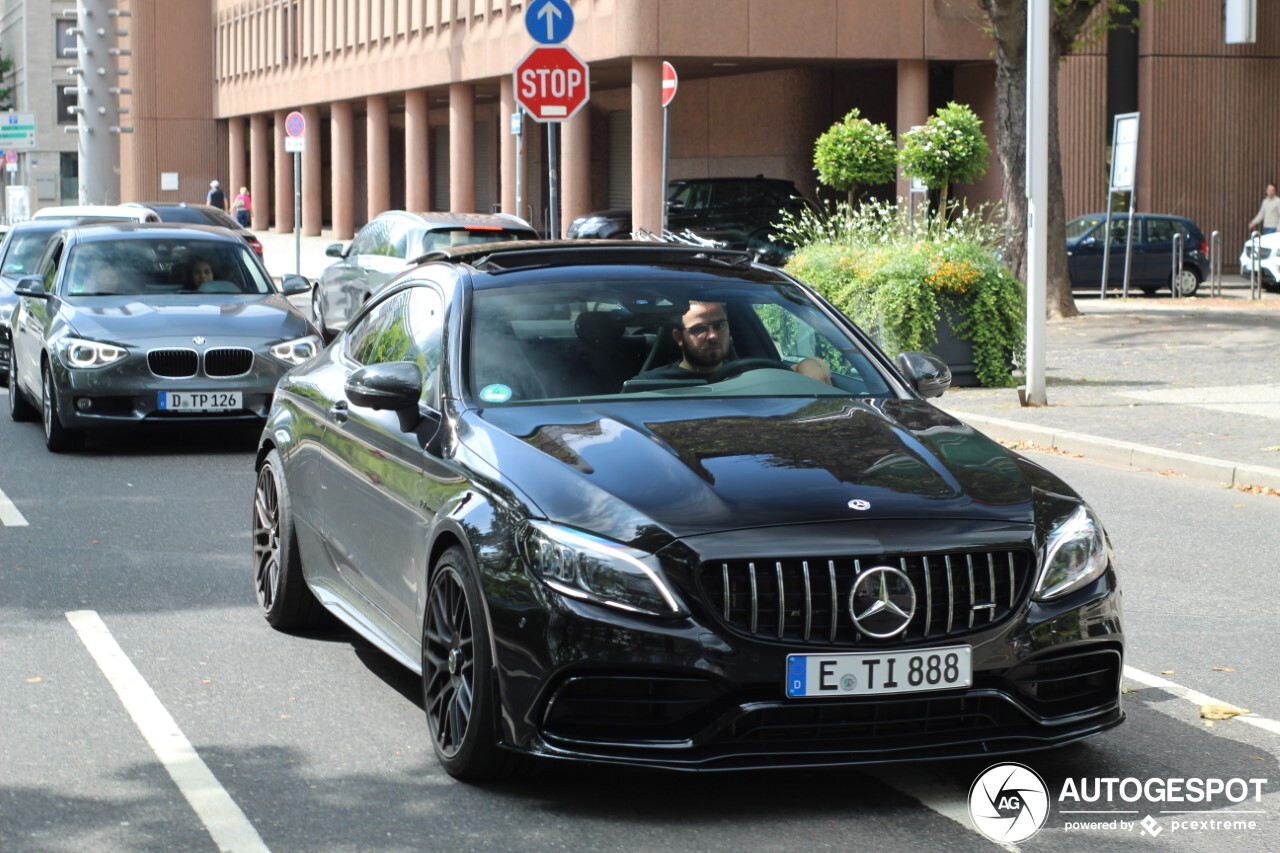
top-left (1073, 212), bottom-right (1197, 221)
top-left (32, 204), bottom-right (160, 222)
top-left (669, 176), bottom-right (798, 187)
top-left (385, 210), bottom-right (537, 230)
top-left (61, 222), bottom-right (252, 243)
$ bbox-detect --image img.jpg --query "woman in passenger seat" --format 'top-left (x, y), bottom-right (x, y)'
top-left (187, 257), bottom-right (216, 290)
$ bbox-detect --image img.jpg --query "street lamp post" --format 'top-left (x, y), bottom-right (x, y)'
top-left (1024, 0), bottom-right (1049, 407)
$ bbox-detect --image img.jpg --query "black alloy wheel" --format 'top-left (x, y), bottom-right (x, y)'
top-left (422, 547), bottom-right (515, 781)
top-left (8, 357), bottom-right (36, 422)
top-left (41, 366), bottom-right (82, 452)
top-left (252, 449), bottom-right (319, 629)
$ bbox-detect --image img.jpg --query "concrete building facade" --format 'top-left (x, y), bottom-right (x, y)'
top-left (12, 1), bottom-right (1280, 251)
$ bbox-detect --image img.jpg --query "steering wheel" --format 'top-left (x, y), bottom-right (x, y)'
top-left (709, 357), bottom-right (787, 382)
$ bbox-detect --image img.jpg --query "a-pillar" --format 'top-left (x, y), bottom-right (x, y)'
top-left (499, 77), bottom-right (517, 216)
top-left (331, 101), bottom-right (356, 240)
top-left (274, 110), bottom-right (295, 233)
top-left (630, 58), bottom-right (663, 236)
top-left (561, 109), bottom-right (591, 238)
top-left (896, 59), bottom-right (930, 201)
top-left (449, 83), bottom-right (475, 212)
top-left (302, 105), bottom-right (322, 236)
top-left (250, 114), bottom-right (270, 229)
top-left (367, 95), bottom-right (390, 219)
top-left (228, 117), bottom-right (246, 205)
top-left (405, 90), bottom-right (430, 212)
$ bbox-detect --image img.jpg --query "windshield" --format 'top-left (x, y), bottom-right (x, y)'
top-left (469, 278), bottom-right (895, 405)
top-left (420, 227), bottom-right (533, 254)
top-left (1065, 217), bottom-right (1103, 241)
top-left (61, 238), bottom-right (275, 297)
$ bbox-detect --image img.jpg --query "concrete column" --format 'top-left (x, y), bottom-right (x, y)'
top-left (250, 113), bottom-right (270, 230)
top-left (561, 109), bottom-right (591, 237)
top-left (631, 58), bottom-right (664, 236)
top-left (449, 83), bottom-right (475, 212)
top-left (367, 95), bottom-right (391, 218)
top-left (499, 77), bottom-right (517, 216)
top-left (405, 90), bottom-right (430, 212)
top-left (896, 59), bottom-right (930, 200)
top-left (274, 110), bottom-right (295, 233)
top-left (228, 117), bottom-right (246, 205)
top-left (302, 105), bottom-right (323, 236)
top-left (331, 100), bottom-right (356, 240)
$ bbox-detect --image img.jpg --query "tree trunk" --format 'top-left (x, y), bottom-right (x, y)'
top-left (980, 0), bottom-right (1082, 321)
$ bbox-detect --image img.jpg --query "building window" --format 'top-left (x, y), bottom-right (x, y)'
top-left (55, 19), bottom-right (78, 59)
top-left (56, 85), bottom-right (78, 125)
top-left (61, 152), bottom-right (78, 202)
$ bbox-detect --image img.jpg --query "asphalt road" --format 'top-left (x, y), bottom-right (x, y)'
top-left (2, 398), bottom-right (1279, 852)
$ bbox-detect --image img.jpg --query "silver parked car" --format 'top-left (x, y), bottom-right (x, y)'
top-left (311, 210), bottom-right (537, 340)
top-left (7, 223), bottom-right (320, 452)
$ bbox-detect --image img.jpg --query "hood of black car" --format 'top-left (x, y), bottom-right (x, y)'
top-left (469, 397), bottom-right (1036, 545)
top-left (60, 295), bottom-right (308, 343)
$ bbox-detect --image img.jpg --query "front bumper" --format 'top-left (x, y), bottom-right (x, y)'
top-left (489, 556), bottom-right (1124, 771)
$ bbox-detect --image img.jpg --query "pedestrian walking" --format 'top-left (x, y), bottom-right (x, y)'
top-left (1248, 182), bottom-right (1280, 235)
top-left (232, 186), bottom-right (252, 227)
top-left (207, 180), bottom-right (228, 213)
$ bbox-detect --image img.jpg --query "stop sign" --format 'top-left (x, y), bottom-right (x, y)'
top-left (514, 46), bottom-right (590, 122)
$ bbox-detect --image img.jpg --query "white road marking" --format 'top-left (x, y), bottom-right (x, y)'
top-left (0, 484), bottom-right (29, 526)
top-left (1120, 384), bottom-right (1280, 420)
top-left (1124, 665), bottom-right (1280, 736)
top-left (866, 765), bottom-right (1021, 851)
top-left (66, 610), bottom-right (270, 853)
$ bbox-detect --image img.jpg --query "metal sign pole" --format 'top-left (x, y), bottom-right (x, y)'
top-left (547, 122), bottom-right (558, 239)
top-left (513, 111), bottom-right (523, 226)
top-left (1100, 195), bottom-right (1114, 298)
top-left (293, 152), bottom-right (302, 276)
top-left (661, 105), bottom-right (670, 235)
top-left (1121, 204), bottom-right (1136, 298)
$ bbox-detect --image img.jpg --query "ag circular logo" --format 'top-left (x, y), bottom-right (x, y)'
top-left (968, 762), bottom-right (1050, 843)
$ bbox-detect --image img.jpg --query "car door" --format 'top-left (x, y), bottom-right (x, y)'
top-left (1135, 217), bottom-right (1179, 289)
top-left (1067, 218), bottom-right (1128, 291)
top-left (317, 220), bottom-right (393, 333)
top-left (10, 235), bottom-right (66, 398)
top-left (313, 282), bottom-right (449, 641)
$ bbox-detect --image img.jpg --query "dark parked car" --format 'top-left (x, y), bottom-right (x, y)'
top-left (1, 218), bottom-right (93, 385)
top-left (1066, 213), bottom-right (1210, 296)
top-left (253, 240), bottom-right (1123, 780)
top-left (312, 210), bottom-right (537, 340)
top-left (566, 176), bottom-right (813, 263)
top-left (127, 202), bottom-right (264, 256)
top-left (8, 223), bottom-right (319, 451)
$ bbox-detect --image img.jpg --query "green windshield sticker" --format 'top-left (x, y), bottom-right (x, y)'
top-left (479, 384), bottom-right (513, 403)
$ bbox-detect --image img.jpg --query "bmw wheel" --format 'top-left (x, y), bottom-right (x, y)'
top-left (42, 366), bottom-right (82, 452)
top-left (422, 547), bottom-right (515, 781)
top-left (253, 449), bottom-right (320, 629)
top-left (8, 358), bottom-right (37, 422)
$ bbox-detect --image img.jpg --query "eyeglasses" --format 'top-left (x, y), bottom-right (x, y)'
top-left (682, 319), bottom-right (728, 338)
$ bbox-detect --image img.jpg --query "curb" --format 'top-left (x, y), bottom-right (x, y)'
top-left (948, 411), bottom-right (1280, 492)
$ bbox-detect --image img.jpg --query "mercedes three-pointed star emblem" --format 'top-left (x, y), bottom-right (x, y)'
top-left (848, 566), bottom-right (917, 638)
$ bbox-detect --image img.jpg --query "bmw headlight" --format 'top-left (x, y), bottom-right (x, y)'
top-left (1034, 504), bottom-right (1111, 600)
top-left (519, 521), bottom-right (685, 617)
top-left (57, 337), bottom-right (128, 369)
top-left (269, 334), bottom-right (322, 366)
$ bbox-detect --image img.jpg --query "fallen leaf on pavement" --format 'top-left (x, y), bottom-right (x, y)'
top-left (1160, 670), bottom-right (1175, 675)
top-left (1201, 703), bottom-right (1249, 721)
top-left (1212, 666), bottom-right (1236, 672)
top-left (26, 676), bottom-right (43, 684)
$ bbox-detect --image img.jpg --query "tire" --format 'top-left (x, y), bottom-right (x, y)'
top-left (252, 449), bottom-right (321, 630)
top-left (42, 366), bottom-right (82, 452)
top-left (422, 546), bottom-right (516, 781)
top-left (8, 357), bottom-right (37, 422)
top-left (1174, 266), bottom-right (1201, 297)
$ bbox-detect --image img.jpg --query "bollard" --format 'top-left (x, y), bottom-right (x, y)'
top-left (1210, 231), bottom-right (1222, 297)
top-left (1250, 232), bottom-right (1262, 300)
top-left (1171, 233), bottom-right (1184, 299)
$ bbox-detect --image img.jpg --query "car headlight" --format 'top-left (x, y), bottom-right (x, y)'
top-left (519, 521), bottom-right (686, 617)
top-left (57, 336), bottom-right (128, 369)
top-left (268, 334), bottom-right (322, 366)
top-left (1034, 504), bottom-right (1110, 600)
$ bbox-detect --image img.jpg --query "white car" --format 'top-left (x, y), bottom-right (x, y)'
top-left (1238, 231), bottom-right (1280, 286)
top-left (32, 204), bottom-right (161, 223)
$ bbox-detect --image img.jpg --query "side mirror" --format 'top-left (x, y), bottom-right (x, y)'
top-left (345, 361), bottom-right (422, 412)
top-left (279, 274), bottom-right (311, 296)
top-left (896, 352), bottom-right (952, 399)
top-left (14, 276), bottom-right (49, 299)
top-left (325, 242), bottom-right (346, 259)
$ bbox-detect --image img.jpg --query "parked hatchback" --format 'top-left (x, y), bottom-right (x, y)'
top-left (1066, 213), bottom-right (1210, 296)
top-left (312, 210), bottom-right (537, 339)
top-left (253, 240), bottom-right (1123, 781)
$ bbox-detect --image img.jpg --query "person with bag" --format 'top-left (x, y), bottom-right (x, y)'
top-left (232, 187), bottom-right (252, 227)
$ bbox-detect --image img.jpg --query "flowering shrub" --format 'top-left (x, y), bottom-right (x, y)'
top-left (779, 200), bottom-right (1025, 387)
top-left (813, 109), bottom-right (897, 204)
top-left (898, 102), bottom-right (990, 213)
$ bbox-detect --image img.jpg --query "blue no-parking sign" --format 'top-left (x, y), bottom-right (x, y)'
top-left (525, 0), bottom-right (574, 44)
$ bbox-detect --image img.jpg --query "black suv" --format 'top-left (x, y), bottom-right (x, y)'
top-left (253, 240), bottom-right (1123, 780)
top-left (567, 177), bottom-right (812, 263)
top-left (1066, 213), bottom-right (1211, 296)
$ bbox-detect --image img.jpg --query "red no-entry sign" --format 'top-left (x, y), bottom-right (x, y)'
top-left (661, 61), bottom-right (678, 108)
top-left (514, 46), bottom-right (590, 122)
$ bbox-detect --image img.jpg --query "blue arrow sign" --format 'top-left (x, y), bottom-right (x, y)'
top-left (525, 0), bottom-right (573, 45)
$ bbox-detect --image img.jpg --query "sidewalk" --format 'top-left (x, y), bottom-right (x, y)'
top-left (257, 228), bottom-right (1280, 490)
